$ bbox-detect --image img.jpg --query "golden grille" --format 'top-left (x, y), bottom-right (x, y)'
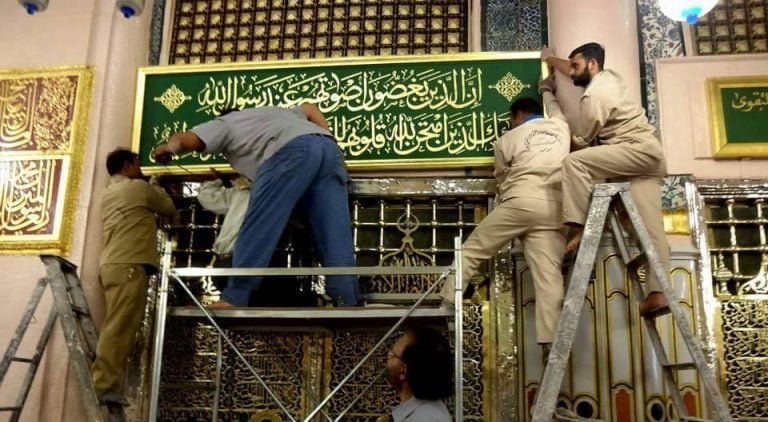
top-left (694, 0), bottom-right (768, 55)
top-left (169, 0), bottom-right (469, 64)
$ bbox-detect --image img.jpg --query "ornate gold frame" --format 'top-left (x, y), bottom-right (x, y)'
top-left (707, 75), bottom-right (768, 159)
top-left (0, 65), bottom-right (93, 255)
top-left (131, 52), bottom-right (546, 173)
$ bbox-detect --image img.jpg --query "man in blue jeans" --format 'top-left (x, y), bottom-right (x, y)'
top-left (153, 104), bottom-right (359, 307)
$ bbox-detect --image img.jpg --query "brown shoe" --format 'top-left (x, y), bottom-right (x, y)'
top-left (206, 300), bottom-right (235, 310)
top-left (640, 292), bottom-right (670, 318)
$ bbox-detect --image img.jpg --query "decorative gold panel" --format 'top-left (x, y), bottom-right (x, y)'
top-left (154, 179), bottom-right (495, 420)
top-left (694, 0), bottom-right (768, 55)
top-left (169, 0), bottom-right (468, 64)
top-left (719, 298), bottom-right (768, 419)
top-left (697, 180), bottom-right (768, 418)
top-left (0, 66), bottom-right (92, 255)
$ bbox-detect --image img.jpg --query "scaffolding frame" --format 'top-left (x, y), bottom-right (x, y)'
top-left (148, 237), bottom-right (465, 421)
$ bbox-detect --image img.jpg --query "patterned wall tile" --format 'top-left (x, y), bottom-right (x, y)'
top-left (482, 0), bottom-right (546, 51)
top-left (636, 0), bottom-right (684, 128)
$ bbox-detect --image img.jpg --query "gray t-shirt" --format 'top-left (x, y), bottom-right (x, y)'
top-left (191, 106), bottom-right (332, 180)
top-left (392, 397), bottom-right (452, 422)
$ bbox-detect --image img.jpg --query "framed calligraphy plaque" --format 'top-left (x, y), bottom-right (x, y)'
top-left (707, 75), bottom-right (768, 159)
top-left (0, 66), bottom-right (93, 255)
top-left (131, 52), bottom-right (543, 173)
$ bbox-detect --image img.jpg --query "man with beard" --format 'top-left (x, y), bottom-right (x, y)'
top-left (385, 327), bottom-right (453, 421)
top-left (540, 42), bottom-right (671, 317)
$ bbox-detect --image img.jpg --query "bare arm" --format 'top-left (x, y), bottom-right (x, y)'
top-left (152, 132), bottom-right (205, 162)
top-left (300, 103), bottom-right (330, 130)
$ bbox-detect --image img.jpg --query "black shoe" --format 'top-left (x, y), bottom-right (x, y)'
top-left (98, 391), bottom-right (127, 406)
top-left (541, 343), bottom-right (552, 365)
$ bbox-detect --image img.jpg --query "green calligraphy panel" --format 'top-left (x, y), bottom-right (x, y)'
top-left (132, 53), bottom-right (543, 173)
top-left (721, 87), bottom-right (768, 144)
top-left (707, 76), bottom-right (768, 159)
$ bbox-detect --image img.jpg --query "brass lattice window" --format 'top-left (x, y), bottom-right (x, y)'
top-left (702, 194), bottom-right (767, 295)
top-left (697, 181), bottom-right (768, 421)
top-left (169, 0), bottom-right (469, 64)
top-left (694, 0), bottom-right (768, 55)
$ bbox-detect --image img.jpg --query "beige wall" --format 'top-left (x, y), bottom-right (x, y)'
top-left (656, 54), bottom-right (768, 179)
top-left (0, 1), bottom-right (152, 420)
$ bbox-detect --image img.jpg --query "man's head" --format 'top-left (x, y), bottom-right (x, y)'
top-left (106, 149), bottom-right (142, 178)
top-left (568, 42), bottom-right (605, 88)
top-left (508, 97), bottom-right (543, 128)
top-left (386, 327), bottom-right (453, 401)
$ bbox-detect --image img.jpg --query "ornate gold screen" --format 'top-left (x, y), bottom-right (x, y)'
top-left (169, 0), bottom-right (469, 64)
top-left (693, 0), bottom-right (768, 55)
top-left (698, 180), bottom-right (768, 420)
top-left (154, 178), bottom-right (495, 421)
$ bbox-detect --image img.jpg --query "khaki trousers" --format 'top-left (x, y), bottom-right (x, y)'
top-left (91, 263), bottom-right (150, 395)
top-left (561, 141), bottom-right (670, 295)
top-left (441, 197), bottom-right (565, 343)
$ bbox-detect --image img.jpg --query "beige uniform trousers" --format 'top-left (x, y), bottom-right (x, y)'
top-left (441, 197), bottom-right (565, 343)
top-left (91, 263), bottom-right (150, 395)
top-left (561, 141), bottom-right (670, 295)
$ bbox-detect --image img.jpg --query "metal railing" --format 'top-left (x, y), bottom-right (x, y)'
top-left (148, 237), bottom-right (465, 422)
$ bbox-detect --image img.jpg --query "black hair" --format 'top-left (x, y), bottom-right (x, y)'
top-left (106, 149), bottom-right (139, 175)
top-left (568, 42), bottom-right (605, 70)
top-left (401, 326), bottom-right (453, 401)
top-left (218, 108), bottom-right (239, 117)
top-left (509, 97), bottom-right (543, 117)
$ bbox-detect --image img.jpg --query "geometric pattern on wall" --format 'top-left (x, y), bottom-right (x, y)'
top-left (694, 0), bottom-right (768, 55)
top-left (169, 0), bottom-right (468, 64)
top-left (636, 0), bottom-right (684, 128)
top-left (482, 0), bottom-right (547, 51)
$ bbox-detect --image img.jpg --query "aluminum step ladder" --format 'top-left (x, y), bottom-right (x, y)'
top-left (0, 256), bottom-right (125, 422)
top-left (530, 183), bottom-right (732, 422)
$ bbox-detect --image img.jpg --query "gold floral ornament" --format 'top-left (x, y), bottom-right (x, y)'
top-left (489, 72), bottom-right (531, 101)
top-left (153, 84), bottom-right (191, 113)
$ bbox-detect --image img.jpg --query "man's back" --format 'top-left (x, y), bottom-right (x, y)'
top-left (192, 107), bottom-right (333, 180)
top-left (494, 116), bottom-right (570, 203)
top-left (100, 175), bottom-right (176, 268)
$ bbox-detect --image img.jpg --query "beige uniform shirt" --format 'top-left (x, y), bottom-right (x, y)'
top-left (494, 108), bottom-right (571, 203)
top-left (571, 70), bottom-right (661, 155)
top-left (100, 175), bottom-right (176, 268)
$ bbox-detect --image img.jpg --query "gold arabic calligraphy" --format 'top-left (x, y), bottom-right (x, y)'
top-left (0, 158), bottom-right (58, 235)
top-left (0, 79), bottom-right (37, 150)
top-left (155, 67), bottom-right (508, 159)
top-left (731, 90), bottom-right (768, 113)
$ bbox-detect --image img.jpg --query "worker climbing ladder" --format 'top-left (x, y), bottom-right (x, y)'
top-left (530, 182), bottom-right (732, 422)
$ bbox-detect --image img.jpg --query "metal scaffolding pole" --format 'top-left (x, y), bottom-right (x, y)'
top-left (148, 237), bottom-right (465, 421)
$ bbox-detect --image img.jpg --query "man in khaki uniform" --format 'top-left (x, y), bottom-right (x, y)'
top-left (442, 97), bottom-right (570, 347)
top-left (541, 42), bottom-right (670, 317)
top-left (92, 149), bottom-right (176, 402)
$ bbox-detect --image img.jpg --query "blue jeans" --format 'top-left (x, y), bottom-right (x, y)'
top-left (224, 134), bottom-right (359, 306)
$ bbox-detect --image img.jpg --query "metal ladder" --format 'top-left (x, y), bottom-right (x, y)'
top-left (530, 183), bottom-right (732, 422)
top-left (0, 255), bottom-right (125, 422)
